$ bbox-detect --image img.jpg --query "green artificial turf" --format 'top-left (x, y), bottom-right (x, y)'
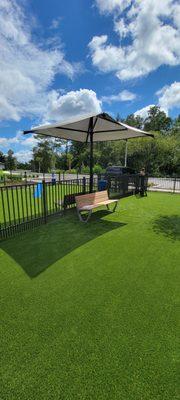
top-left (0, 192), bottom-right (179, 400)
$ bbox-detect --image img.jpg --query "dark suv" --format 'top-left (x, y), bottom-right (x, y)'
top-left (105, 166), bottom-right (136, 176)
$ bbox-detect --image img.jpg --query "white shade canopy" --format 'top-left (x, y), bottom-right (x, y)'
top-left (24, 112), bottom-right (154, 142)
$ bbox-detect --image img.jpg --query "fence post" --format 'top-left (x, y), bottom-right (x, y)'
top-left (82, 177), bottom-right (86, 193)
top-left (58, 171), bottom-right (61, 182)
top-left (173, 176), bottom-right (176, 194)
top-left (42, 179), bottom-right (47, 223)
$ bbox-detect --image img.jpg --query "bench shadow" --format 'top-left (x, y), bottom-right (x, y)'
top-left (153, 215), bottom-right (180, 241)
top-left (1, 210), bottom-right (126, 278)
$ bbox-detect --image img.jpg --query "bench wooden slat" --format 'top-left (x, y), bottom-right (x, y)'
top-left (78, 199), bottom-right (117, 211)
top-left (75, 190), bottom-right (109, 208)
top-left (75, 190), bottom-right (119, 222)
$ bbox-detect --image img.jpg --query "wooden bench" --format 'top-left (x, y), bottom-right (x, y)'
top-left (75, 190), bottom-right (119, 222)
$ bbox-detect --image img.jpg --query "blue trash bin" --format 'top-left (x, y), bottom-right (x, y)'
top-left (98, 180), bottom-right (107, 191)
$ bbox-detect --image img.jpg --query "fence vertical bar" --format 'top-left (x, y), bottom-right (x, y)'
top-left (25, 184), bottom-right (29, 220)
top-left (6, 186), bottom-right (12, 226)
top-left (16, 186), bottom-right (20, 224)
top-left (20, 185), bottom-right (25, 222)
top-left (53, 182), bottom-right (55, 212)
top-left (1, 187), bottom-right (7, 228)
top-left (42, 179), bottom-right (47, 223)
top-left (11, 187), bottom-right (16, 224)
top-left (29, 184), bottom-right (33, 220)
top-left (82, 177), bottom-right (86, 194)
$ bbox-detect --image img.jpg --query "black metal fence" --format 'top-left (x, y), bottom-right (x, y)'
top-left (105, 174), bottom-right (148, 198)
top-left (0, 175), bottom-right (147, 240)
top-left (0, 178), bottom-right (98, 240)
top-left (148, 177), bottom-right (180, 193)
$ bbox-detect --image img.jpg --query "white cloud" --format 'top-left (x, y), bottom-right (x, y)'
top-left (134, 104), bottom-right (168, 119)
top-left (0, 131), bottom-right (36, 148)
top-left (101, 90), bottom-right (136, 103)
top-left (0, 137), bottom-right (9, 146)
top-left (0, 89), bottom-right (102, 159)
top-left (89, 35), bottom-right (124, 73)
top-left (13, 150), bottom-right (33, 163)
top-left (95, 0), bottom-right (132, 14)
top-left (90, 0), bottom-right (180, 81)
top-left (134, 81), bottom-right (180, 118)
top-left (46, 89), bottom-right (102, 121)
top-left (0, 131), bottom-right (37, 162)
top-left (50, 17), bottom-right (62, 29)
top-left (0, 0), bottom-right (80, 122)
top-left (173, 3), bottom-right (180, 28)
top-left (134, 105), bottom-right (156, 119)
top-left (157, 81), bottom-right (180, 114)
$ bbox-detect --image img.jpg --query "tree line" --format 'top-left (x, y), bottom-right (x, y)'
top-left (1, 107), bottom-right (180, 177)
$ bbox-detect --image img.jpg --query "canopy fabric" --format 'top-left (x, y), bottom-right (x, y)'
top-left (24, 112), bottom-right (154, 142)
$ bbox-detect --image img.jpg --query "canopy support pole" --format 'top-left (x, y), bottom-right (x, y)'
top-left (89, 117), bottom-right (94, 193)
top-left (124, 140), bottom-right (128, 167)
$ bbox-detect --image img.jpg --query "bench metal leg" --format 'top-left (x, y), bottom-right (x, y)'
top-left (77, 209), bottom-right (92, 223)
top-left (113, 201), bottom-right (118, 212)
top-left (106, 201), bottom-right (118, 213)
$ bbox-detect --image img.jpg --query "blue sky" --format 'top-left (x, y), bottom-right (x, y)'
top-left (0, 0), bottom-right (180, 161)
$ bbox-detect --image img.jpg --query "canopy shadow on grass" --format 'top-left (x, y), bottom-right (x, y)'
top-left (153, 215), bottom-right (180, 241)
top-left (1, 210), bottom-right (126, 278)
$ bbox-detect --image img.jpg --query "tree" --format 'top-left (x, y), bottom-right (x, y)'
top-left (56, 153), bottom-right (68, 171)
top-left (33, 137), bottom-right (54, 173)
top-left (5, 149), bottom-right (17, 171)
top-left (70, 142), bottom-right (88, 171)
top-left (35, 156), bottom-right (43, 173)
top-left (171, 115), bottom-right (180, 137)
top-left (17, 161), bottom-right (31, 170)
top-left (124, 114), bottom-right (143, 129)
top-left (30, 113), bottom-right (179, 177)
top-left (0, 151), bottom-right (5, 163)
top-left (144, 106), bottom-right (172, 132)
top-left (66, 153), bottom-right (73, 171)
top-left (32, 135), bottom-right (65, 173)
top-left (116, 113), bottom-right (121, 122)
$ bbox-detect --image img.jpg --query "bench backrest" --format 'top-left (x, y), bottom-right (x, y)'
top-left (75, 190), bottom-right (109, 209)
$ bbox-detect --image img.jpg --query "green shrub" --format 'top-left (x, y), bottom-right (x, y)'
top-left (66, 169), bottom-right (77, 174)
top-left (93, 164), bottom-right (105, 175)
top-left (81, 166), bottom-right (90, 174)
top-left (9, 175), bottom-right (22, 182)
top-left (0, 170), bottom-right (4, 181)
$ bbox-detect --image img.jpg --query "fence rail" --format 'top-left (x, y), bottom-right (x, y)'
top-left (104, 174), bottom-right (147, 198)
top-left (148, 177), bottom-right (180, 193)
top-left (0, 178), bottom-right (98, 240)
